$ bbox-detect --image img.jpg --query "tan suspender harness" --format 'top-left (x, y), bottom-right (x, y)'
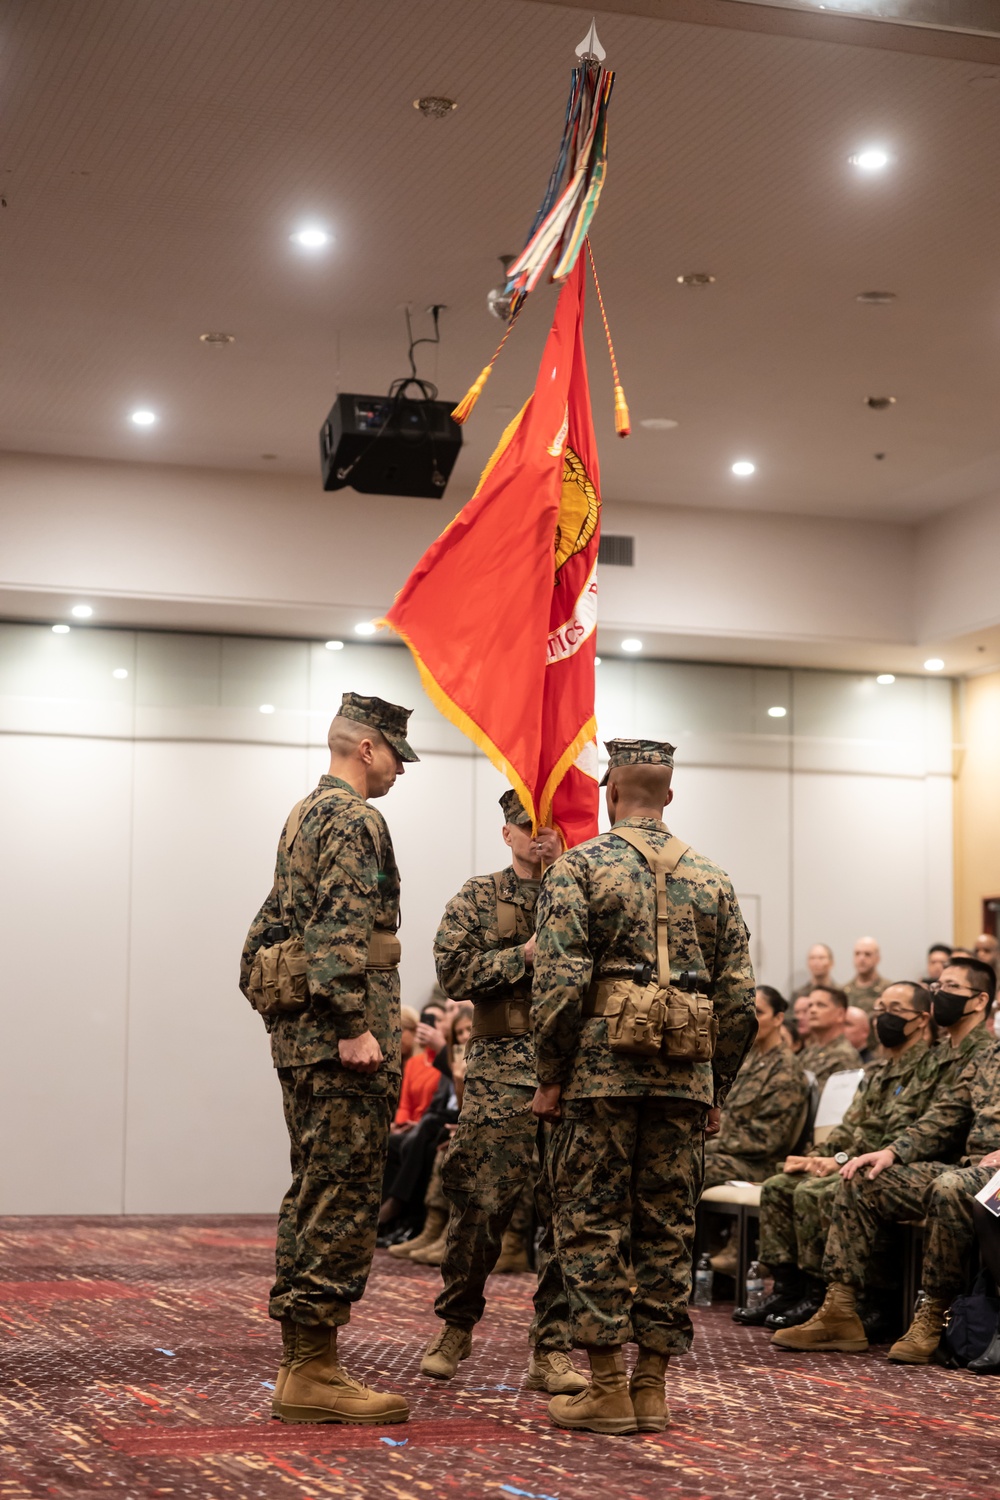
top-left (470, 872), bottom-right (532, 1041)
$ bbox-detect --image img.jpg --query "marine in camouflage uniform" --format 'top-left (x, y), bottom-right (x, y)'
top-left (532, 739), bottom-right (757, 1435)
top-left (771, 958), bottom-right (997, 1360)
top-left (801, 1031), bottom-right (863, 1089)
top-left (704, 1040), bottom-right (808, 1187)
top-left (240, 693), bottom-right (418, 1424)
top-left (419, 792), bottom-right (582, 1395)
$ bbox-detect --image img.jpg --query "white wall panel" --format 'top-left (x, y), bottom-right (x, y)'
top-left (123, 741), bottom-right (309, 1212)
top-left (0, 734), bottom-right (132, 1212)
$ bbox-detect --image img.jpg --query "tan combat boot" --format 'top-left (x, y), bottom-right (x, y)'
top-left (271, 1318), bottom-right (297, 1418)
top-left (709, 1244), bottom-right (738, 1279)
top-left (492, 1227), bottom-right (530, 1274)
top-left (409, 1227), bottom-right (449, 1266)
top-left (275, 1324), bottom-right (409, 1425)
top-left (548, 1347), bottom-right (638, 1435)
top-left (420, 1322), bottom-right (473, 1379)
top-left (388, 1207), bottom-right (448, 1260)
top-left (629, 1348), bottom-right (671, 1432)
top-left (769, 1282), bottom-right (868, 1353)
top-left (888, 1297), bottom-right (948, 1364)
top-left (523, 1347), bottom-right (588, 1394)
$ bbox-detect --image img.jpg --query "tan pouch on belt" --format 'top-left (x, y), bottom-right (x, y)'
top-left (601, 828), bottom-right (717, 1063)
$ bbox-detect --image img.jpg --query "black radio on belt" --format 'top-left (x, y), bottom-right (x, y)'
top-left (264, 922), bottom-right (290, 944)
top-left (674, 970), bottom-right (703, 992)
top-left (633, 961), bottom-right (654, 987)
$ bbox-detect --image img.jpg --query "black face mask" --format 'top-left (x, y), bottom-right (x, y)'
top-left (875, 1011), bottom-right (912, 1048)
top-left (932, 991), bottom-right (972, 1028)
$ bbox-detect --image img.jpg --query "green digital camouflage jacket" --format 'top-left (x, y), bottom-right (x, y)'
top-left (842, 976), bottom-right (889, 1015)
top-left (532, 816), bottom-right (757, 1105)
top-left (239, 774), bottom-right (402, 1086)
top-left (434, 865), bottom-right (538, 1088)
top-left (817, 1040), bottom-right (945, 1158)
top-left (802, 1034), bottom-right (862, 1090)
top-left (889, 1024), bottom-right (996, 1165)
top-left (707, 1044), bottom-right (808, 1171)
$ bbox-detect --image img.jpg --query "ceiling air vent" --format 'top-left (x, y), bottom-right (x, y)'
top-left (599, 534), bottom-right (634, 567)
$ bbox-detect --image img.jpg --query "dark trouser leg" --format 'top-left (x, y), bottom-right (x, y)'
top-left (531, 1124), bottom-right (572, 1352)
top-left (269, 1063), bottom-right (391, 1327)
top-left (922, 1166), bottom-right (995, 1301)
top-left (822, 1162), bottom-right (945, 1291)
top-left (794, 1175), bottom-right (839, 1278)
top-left (385, 1113), bottom-right (446, 1210)
top-left (974, 1198), bottom-right (1000, 1288)
top-left (758, 1172), bottom-right (803, 1268)
top-left (434, 1083), bottom-right (536, 1330)
top-left (702, 1151), bottom-right (764, 1189)
top-left (548, 1098), bottom-right (637, 1350)
top-left (631, 1100), bottom-right (705, 1356)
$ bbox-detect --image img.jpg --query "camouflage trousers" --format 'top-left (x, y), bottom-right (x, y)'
top-left (548, 1095), bottom-right (706, 1355)
top-left (436, 1072), bottom-right (569, 1348)
top-left (703, 1150), bottom-right (771, 1189)
top-left (822, 1161), bottom-right (995, 1300)
top-left (270, 1063), bottom-right (393, 1328)
top-left (759, 1170), bottom-right (841, 1275)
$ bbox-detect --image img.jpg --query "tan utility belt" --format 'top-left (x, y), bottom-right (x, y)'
top-left (583, 977), bottom-right (630, 1016)
top-left (471, 997), bottom-right (531, 1040)
top-left (366, 928), bottom-right (401, 970)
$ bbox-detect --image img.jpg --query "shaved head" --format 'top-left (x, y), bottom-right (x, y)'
top-left (606, 762), bottom-right (674, 821)
top-left (326, 713), bottom-right (403, 799)
top-left (328, 714), bottom-right (380, 757)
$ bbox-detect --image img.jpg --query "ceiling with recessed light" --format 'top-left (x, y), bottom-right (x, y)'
top-left (3, 0), bottom-right (1000, 522)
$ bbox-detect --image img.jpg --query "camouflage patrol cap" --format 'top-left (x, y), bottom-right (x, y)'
top-left (499, 789), bottom-right (531, 826)
top-left (599, 738), bottom-right (676, 786)
top-left (339, 692), bottom-right (419, 762)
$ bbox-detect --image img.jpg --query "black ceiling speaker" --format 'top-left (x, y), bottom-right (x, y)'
top-left (320, 392), bottom-right (463, 499)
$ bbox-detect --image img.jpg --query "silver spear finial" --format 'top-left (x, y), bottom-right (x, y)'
top-left (575, 19), bottom-right (606, 64)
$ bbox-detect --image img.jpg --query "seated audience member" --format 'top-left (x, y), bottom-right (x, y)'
top-left (845, 1006), bottom-right (873, 1063)
top-left (793, 944), bottom-right (836, 1001)
top-left (705, 986), bottom-right (808, 1188)
top-left (965, 1196), bottom-right (1000, 1373)
top-left (792, 994), bottom-right (812, 1050)
top-left (401, 1005), bottom-right (419, 1062)
top-left (801, 988), bottom-right (862, 1086)
top-left (781, 1013), bottom-right (802, 1053)
top-left (843, 936), bottom-right (889, 1014)
top-left (737, 983), bottom-right (934, 1333)
top-left (923, 943), bottom-right (952, 986)
top-left (394, 1004), bottom-right (448, 1130)
top-left (771, 956), bottom-right (996, 1361)
top-left (975, 933), bottom-right (999, 976)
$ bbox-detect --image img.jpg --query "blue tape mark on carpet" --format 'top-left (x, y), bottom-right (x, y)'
top-left (380, 1437), bottom-right (408, 1446)
top-left (261, 1381), bottom-right (276, 1390)
top-left (500, 1487), bottom-right (560, 1500)
top-left (154, 1349), bottom-right (175, 1356)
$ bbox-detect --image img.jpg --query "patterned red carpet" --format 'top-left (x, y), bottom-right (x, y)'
top-left (2, 1215), bottom-right (998, 1499)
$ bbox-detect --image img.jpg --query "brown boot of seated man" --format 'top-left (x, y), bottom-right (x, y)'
top-left (629, 1348), bottom-right (671, 1431)
top-left (888, 1297), bottom-right (949, 1364)
top-left (523, 1347), bottom-right (588, 1394)
top-left (271, 1318), bottom-right (297, 1418)
top-left (388, 1206), bottom-right (448, 1260)
top-left (769, 1282), bottom-right (868, 1353)
top-left (420, 1322), bottom-right (473, 1378)
top-left (548, 1347), bottom-right (638, 1435)
top-left (275, 1324), bottom-right (409, 1424)
top-left (493, 1227), bottom-right (530, 1274)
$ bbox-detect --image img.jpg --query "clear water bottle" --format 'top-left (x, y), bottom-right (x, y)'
top-left (693, 1252), bottom-right (714, 1307)
top-left (745, 1260), bottom-right (765, 1311)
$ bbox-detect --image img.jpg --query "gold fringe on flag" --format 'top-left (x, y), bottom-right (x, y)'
top-left (586, 238), bottom-right (630, 438)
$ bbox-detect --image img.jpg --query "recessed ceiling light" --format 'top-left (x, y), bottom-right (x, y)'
top-left (731, 460), bottom-right (755, 477)
top-left (876, 673), bottom-right (895, 685)
top-left (767, 706), bottom-right (787, 718)
top-left (676, 273), bottom-right (715, 287)
top-left (354, 622), bottom-right (377, 637)
top-left (413, 96), bottom-right (457, 118)
top-left (70, 604), bottom-right (93, 619)
top-left (850, 147), bottom-right (891, 172)
top-left (130, 409), bottom-right (157, 427)
top-left (639, 418), bottom-right (678, 431)
top-left (856, 291), bottom-right (897, 305)
top-left (51, 624), bottom-right (70, 634)
top-left (621, 638), bottom-right (643, 654)
top-left (924, 658), bottom-right (945, 672)
top-left (112, 668), bottom-right (129, 680)
top-left (325, 639), bottom-right (345, 651)
top-left (594, 656), bottom-right (602, 667)
top-left (259, 703), bottom-right (276, 714)
top-left (199, 331), bottom-right (236, 346)
top-left (291, 227), bottom-right (331, 249)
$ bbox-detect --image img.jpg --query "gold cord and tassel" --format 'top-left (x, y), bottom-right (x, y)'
top-left (451, 303), bottom-right (525, 425)
top-left (586, 238), bottom-right (630, 437)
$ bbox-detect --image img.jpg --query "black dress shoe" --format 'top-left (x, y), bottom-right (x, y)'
top-left (968, 1328), bottom-right (1000, 1374)
top-left (765, 1293), bottom-right (823, 1330)
top-left (733, 1287), bottom-right (801, 1327)
top-left (376, 1223), bottom-right (413, 1249)
top-left (860, 1306), bottom-right (902, 1345)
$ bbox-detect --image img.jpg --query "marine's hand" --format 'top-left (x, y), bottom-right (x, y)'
top-left (532, 827), bottom-right (562, 865)
top-left (532, 1083), bottom-right (562, 1122)
top-left (805, 1157), bottom-right (839, 1177)
top-left (842, 1147), bottom-right (895, 1181)
top-left (783, 1155), bottom-right (808, 1174)
top-left (416, 1020), bottom-right (446, 1052)
top-left (705, 1106), bottom-right (721, 1138)
top-left (339, 1030), bottom-right (383, 1073)
top-left (979, 1150), bottom-right (1000, 1169)
top-left (523, 934), bottom-right (537, 969)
